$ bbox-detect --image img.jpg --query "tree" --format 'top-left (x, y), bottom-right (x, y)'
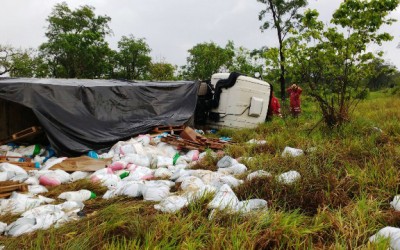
top-left (366, 58), bottom-right (398, 90)
top-left (182, 41), bottom-right (234, 80)
top-left (257, 0), bottom-right (307, 100)
top-left (287, 0), bottom-right (399, 127)
top-left (115, 35), bottom-right (152, 80)
top-left (229, 46), bottom-right (265, 76)
top-left (149, 61), bottom-right (176, 81)
top-left (0, 45), bottom-right (37, 77)
top-left (39, 2), bottom-right (112, 78)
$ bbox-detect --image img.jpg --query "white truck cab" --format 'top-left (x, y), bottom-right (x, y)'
top-left (196, 72), bottom-right (272, 129)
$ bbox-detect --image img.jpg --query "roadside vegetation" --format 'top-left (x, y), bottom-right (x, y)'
top-left (1, 90), bottom-right (399, 249)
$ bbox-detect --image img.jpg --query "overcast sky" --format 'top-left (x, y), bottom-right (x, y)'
top-left (1, 0), bottom-right (399, 69)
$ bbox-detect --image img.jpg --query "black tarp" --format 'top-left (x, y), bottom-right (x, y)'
top-left (0, 78), bottom-right (198, 156)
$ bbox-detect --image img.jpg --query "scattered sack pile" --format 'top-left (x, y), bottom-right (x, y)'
top-left (368, 196), bottom-right (400, 249)
top-left (0, 135), bottom-right (303, 237)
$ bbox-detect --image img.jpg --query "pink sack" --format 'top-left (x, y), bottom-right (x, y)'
top-left (108, 161), bottom-right (127, 171)
top-left (39, 175), bottom-right (61, 186)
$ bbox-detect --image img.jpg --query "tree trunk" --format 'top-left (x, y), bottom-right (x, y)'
top-left (268, 0), bottom-right (286, 101)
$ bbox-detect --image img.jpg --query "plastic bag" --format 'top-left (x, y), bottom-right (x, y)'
top-left (391, 195), bottom-right (400, 211)
top-left (156, 142), bottom-right (178, 158)
top-left (108, 161), bottom-right (127, 171)
top-left (124, 166), bottom-right (153, 181)
top-left (103, 181), bottom-right (143, 199)
top-left (154, 195), bottom-right (188, 213)
top-left (41, 157), bottom-right (68, 171)
top-left (70, 171), bottom-right (90, 182)
top-left (277, 170), bottom-right (301, 184)
top-left (185, 185), bottom-right (217, 202)
top-left (236, 199), bottom-right (268, 213)
top-left (121, 154), bottom-right (151, 168)
top-left (0, 222), bottom-right (7, 235)
top-left (39, 175), bottom-right (61, 186)
top-left (217, 156), bottom-right (238, 168)
top-left (282, 147), bottom-right (304, 157)
top-left (207, 184), bottom-right (239, 211)
top-left (0, 162), bottom-right (27, 175)
top-left (5, 218), bottom-right (36, 237)
top-left (247, 170), bottom-right (272, 181)
top-left (156, 156), bottom-right (173, 168)
top-left (58, 189), bottom-right (96, 202)
top-left (154, 168), bottom-right (173, 179)
top-left (217, 163), bottom-right (247, 175)
top-left (180, 176), bottom-right (205, 192)
top-left (0, 172), bottom-right (8, 182)
top-left (142, 182), bottom-right (170, 201)
top-left (28, 185), bottom-right (49, 194)
top-left (369, 226), bottom-right (400, 250)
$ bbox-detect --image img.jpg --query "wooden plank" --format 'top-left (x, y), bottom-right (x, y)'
top-left (0, 181), bottom-right (28, 198)
top-left (51, 156), bottom-right (111, 172)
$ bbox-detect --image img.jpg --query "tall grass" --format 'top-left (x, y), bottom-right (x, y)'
top-left (1, 91), bottom-right (400, 249)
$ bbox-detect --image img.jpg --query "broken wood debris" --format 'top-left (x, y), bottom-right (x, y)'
top-left (0, 181), bottom-right (28, 198)
top-left (151, 125), bottom-right (186, 134)
top-left (160, 127), bottom-right (232, 151)
top-left (0, 126), bottom-right (43, 145)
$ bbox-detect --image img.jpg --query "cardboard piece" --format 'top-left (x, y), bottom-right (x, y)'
top-left (51, 156), bottom-right (111, 172)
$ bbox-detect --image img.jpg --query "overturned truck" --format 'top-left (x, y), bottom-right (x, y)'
top-left (0, 73), bottom-right (272, 155)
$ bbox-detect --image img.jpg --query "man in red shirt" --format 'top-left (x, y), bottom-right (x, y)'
top-left (270, 92), bottom-right (282, 117)
top-left (287, 84), bottom-right (302, 117)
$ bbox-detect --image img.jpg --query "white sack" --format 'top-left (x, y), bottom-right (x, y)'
top-left (154, 195), bottom-right (188, 213)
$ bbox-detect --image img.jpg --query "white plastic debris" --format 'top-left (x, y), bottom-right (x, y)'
top-left (41, 157), bottom-right (67, 170)
top-left (28, 185), bottom-right (49, 194)
top-left (121, 154), bottom-right (151, 168)
top-left (154, 168), bottom-right (173, 179)
top-left (142, 182), bottom-right (170, 201)
top-left (5, 151), bottom-right (22, 162)
top-left (185, 185), bottom-right (217, 201)
top-left (277, 170), bottom-right (301, 184)
top-left (0, 222), bottom-right (7, 235)
top-left (103, 181), bottom-right (143, 199)
top-left (58, 189), bottom-right (95, 202)
top-left (155, 156), bottom-right (173, 168)
top-left (6, 206), bottom-right (67, 237)
top-left (156, 142), bottom-right (178, 157)
top-left (124, 166), bottom-right (153, 181)
top-left (207, 184), bottom-right (239, 211)
top-left (247, 170), bottom-right (272, 181)
top-left (24, 176), bottom-right (40, 185)
top-left (0, 192), bottom-right (53, 215)
top-left (0, 162), bottom-right (27, 175)
top-left (180, 176), bottom-right (205, 192)
top-left (247, 139), bottom-right (267, 145)
top-left (282, 147), bottom-right (304, 157)
top-left (236, 199), bottom-right (268, 213)
top-left (391, 195), bottom-right (400, 211)
top-left (217, 163), bottom-right (247, 175)
top-left (369, 226), bottom-right (400, 249)
top-left (154, 195), bottom-right (189, 213)
top-left (0, 172), bottom-right (8, 181)
top-left (5, 218), bottom-right (36, 237)
top-left (217, 156), bottom-right (238, 168)
top-left (70, 171), bottom-right (90, 182)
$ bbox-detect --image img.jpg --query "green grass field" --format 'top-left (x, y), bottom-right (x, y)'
top-left (1, 91), bottom-right (400, 249)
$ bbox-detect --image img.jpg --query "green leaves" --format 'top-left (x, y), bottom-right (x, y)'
top-left (39, 2), bottom-right (112, 78)
top-left (183, 41), bottom-right (234, 80)
top-left (286, 0), bottom-right (399, 127)
top-left (115, 35), bottom-right (152, 80)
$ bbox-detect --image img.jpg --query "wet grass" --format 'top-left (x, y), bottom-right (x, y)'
top-left (1, 91), bottom-right (400, 249)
